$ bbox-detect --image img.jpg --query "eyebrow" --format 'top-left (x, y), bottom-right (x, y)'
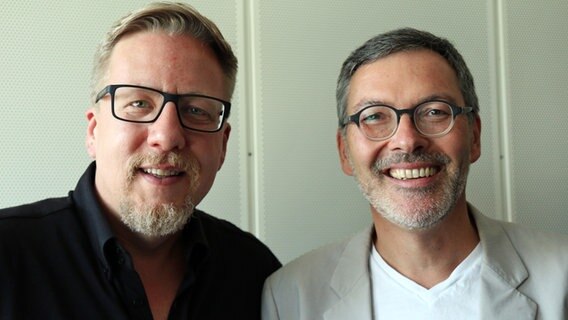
top-left (417, 94), bottom-right (460, 105)
top-left (352, 98), bottom-right (388, 112)
top-left (351, 93), bottom-right (461, 112)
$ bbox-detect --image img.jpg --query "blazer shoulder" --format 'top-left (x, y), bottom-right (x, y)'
top-left (0, 196), bottom-right (72, 221)
top-left (263, 228), bottom-right (373, 320)
top-left (472, 206), bottom-right (568, 261)
top-left (266, 227), bottom-right (371, 290)
top-left (500, 220), bottom-right (568, 259)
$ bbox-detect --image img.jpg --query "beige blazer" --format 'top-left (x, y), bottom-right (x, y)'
top-left (262, 205), bottom-right (568, 320)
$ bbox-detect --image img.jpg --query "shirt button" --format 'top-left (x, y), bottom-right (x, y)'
top-left (132, 298), bottom-right (145, 306)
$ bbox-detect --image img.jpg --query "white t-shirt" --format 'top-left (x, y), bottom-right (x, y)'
top-left (370, 244), bottom-right (482, 319)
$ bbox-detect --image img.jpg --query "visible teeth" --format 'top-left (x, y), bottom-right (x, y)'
top-left (390, 167), bottom-right (437, 180)
top-left (143, 168), bottom-right (181, 177)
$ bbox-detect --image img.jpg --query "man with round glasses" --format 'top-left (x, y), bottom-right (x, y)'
top-left (0, 2), bottom-right (280, 319)
top-left (262, 28), bottom-right (568, 319)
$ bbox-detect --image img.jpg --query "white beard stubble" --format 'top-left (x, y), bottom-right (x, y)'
top-left (351, 151), bottom-right (469, 230)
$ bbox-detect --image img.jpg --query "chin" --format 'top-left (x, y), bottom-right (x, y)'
top-left (118, 196), bottom-right (195, 237)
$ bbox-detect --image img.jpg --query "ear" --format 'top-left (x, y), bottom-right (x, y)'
top-left (469, 114), bottom-right (481, 163)
top-left (86, 108), bottom-right (98, 159)
top-left (337, 129), bottom-right (354, 176)
top-left (217, 123), bottom-right (231, 171)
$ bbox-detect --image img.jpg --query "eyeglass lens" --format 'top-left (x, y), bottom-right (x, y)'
top-left (112, 86), bottom-right (225, 132)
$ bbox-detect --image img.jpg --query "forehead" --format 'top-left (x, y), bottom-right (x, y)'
top-left (347, 49), bottom-right (462, 111)
top-left (106, 31), bottom-right (228, 98)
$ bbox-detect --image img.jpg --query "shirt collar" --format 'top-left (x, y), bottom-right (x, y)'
top-left (71, 161), bottom-right (210, 273)
top-left (71, 161), bottom-right (115, 271)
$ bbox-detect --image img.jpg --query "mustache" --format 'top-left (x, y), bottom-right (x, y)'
top-left (371, 151), bottom-right (450, 174)
top-left (126, 152), bottom-right (200, 183)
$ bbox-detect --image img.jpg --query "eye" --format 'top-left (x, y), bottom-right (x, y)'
top-left (360, 107), bottom-right (391, 125)
top-left (128, 100), bottom-right (152, 109)
top-left (178, 96), bottom-right (225, 129)
top-left (418, 102), bottom-right (452, 120)
top-left (426, 108), bottom-right (447, 116)
top-left (180, 105), bottom-right (215, 122)
top-left (362, 113), bottom-right (380, 124)
top-left (121, 99), bottom-right (156, 117)
top-left (188, 107), bottom-right (207, 116)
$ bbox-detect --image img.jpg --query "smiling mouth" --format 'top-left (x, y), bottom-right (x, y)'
top-left (142, 168), bottom-right (183, 178)
top-left (389, 167), bottom-right (438, 180)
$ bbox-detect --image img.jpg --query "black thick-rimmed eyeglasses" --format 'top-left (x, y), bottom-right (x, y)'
top-left (341, 100), bottom-right (474, 141)
top-left (95, 84), bottom-right (231, 133)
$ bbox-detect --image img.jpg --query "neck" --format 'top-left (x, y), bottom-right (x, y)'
top-left (372, 200), bottom-right (479, 289)
top-left (104, 210), bottom-right (187, 320)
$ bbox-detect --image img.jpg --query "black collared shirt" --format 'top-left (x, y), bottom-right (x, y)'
top-left (0, 162), bottom-right (281, 319)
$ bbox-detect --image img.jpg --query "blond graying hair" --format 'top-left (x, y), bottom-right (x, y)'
top-left (90, 2), bottom-right (237, 104)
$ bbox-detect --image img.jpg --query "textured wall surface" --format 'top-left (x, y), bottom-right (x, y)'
top-left (1, 0), bottom-right (566, 264)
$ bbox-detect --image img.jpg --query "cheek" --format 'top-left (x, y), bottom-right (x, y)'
top-left (446, 132), bottom-right (475, 166)
top-left (347, 137), bottom-right (382, 171)
top-left (189, 138), bottom-right (226, 204)
top-left (96, 122), bottom-right (145, 160)
top-left (191, 136), bottom-right (225, 171)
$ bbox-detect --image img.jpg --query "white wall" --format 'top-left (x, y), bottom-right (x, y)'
top-left (1, 0), bottom-right (566, 264)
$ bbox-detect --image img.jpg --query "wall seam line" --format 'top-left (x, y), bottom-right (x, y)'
top-left (241, 0), bottom-right (261, 237)
top-left (494, 0), bottom-right (514, 221)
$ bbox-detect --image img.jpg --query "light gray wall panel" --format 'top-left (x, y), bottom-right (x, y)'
top-left (503, 0), bottom-right (568, 233)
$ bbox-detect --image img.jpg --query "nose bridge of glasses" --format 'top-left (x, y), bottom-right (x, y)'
top-left (154, 92), bottom-right (184, 127)
top-left (394, 107), bottom-right (416, 125)
top-left (160, 92), bottom-right (180, 109)
top-left (387, 107), bottom-right (427, 140)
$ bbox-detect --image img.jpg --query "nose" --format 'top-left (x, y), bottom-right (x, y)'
top-left (387, 114), bottom-right (428, 153)
top-left (147, 102), bottom-right (186, 152)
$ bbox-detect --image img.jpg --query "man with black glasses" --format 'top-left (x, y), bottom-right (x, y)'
top-left (262, 28), bottom-right (568, 319)
top-left (0, 3), bottom-right (280, 319)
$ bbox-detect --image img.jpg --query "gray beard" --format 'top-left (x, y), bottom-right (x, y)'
top-left (352, 152), bottom-right (469, 230)
top-left (361, 170), bottom-right (467, 230)
top-left (118, 197), bottom-right (195, 238)
top-left (118, 151), bottom-right (200, 238)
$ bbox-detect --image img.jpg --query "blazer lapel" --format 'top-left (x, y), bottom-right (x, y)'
top-left (324, 227), bottom-right (374, 320)
top-left (472, 206), bottom-right (537, 319)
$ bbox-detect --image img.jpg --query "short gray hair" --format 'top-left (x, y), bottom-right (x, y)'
top-left (90, 1), bottom-right (237, 104)
top-left (336, 28), bottom-right (478, 131)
